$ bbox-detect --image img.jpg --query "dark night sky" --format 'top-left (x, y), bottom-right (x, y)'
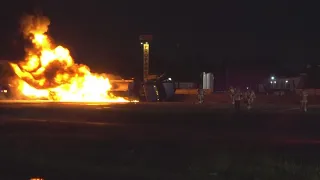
top-left (0, 0), bottom-right (314, 83)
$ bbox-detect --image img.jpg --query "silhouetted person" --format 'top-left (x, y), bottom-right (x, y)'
top-left (228, 86), bottom-right (235, 104)
top-left (198, 88), bottom-right (204, 104)
top-left (234, 88), bottom-right (242, 110)
top-left (300, 89), bottom-right (308, 112)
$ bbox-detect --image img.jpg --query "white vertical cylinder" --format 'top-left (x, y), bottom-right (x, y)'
top-left (206, 73), bottom-right (214, 91)
top-left (206, 73), bottom-right (210, 90)
top-left (202, 72), bottom-right (207, 89)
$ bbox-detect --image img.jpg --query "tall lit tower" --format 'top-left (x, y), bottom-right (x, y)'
top-left (139, 35), bottom-right (153, 82)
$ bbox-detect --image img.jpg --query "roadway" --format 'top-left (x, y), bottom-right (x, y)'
top-left (1, 101), bottom-right (320, 179)
top-left (2, 100), bottom-right (320, 143)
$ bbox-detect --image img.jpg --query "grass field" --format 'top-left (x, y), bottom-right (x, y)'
top-left (0, 99), bottom-right (320, 179)
top-left (1, 134), bottom-right (320, 180)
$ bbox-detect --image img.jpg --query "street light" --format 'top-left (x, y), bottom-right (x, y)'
top-left (285, 80), bottom-right (288, 83)
top-left (271, 76), bottom-right (275, 80)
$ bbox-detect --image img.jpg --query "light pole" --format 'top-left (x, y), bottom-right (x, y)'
top-left (139, 35), bottom-right (153, 82)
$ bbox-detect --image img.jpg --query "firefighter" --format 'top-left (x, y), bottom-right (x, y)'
top-left (243, 88), bottom-right (249, 107)
top-left (198, 88), bottom-right (204, 104)
top-left (247, 89), bottom-right (256, 110)
top-left (300, 89), bottom-right (308, 112)
top-left (234, 88), bottom-right (242, 110)
top-left (228, 86), bottom-right (235, 104)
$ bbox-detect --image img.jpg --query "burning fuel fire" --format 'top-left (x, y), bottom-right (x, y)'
top-left (9, 15), bottom-right (132, 102)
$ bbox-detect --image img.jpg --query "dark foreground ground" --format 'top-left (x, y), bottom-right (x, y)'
top-left (1, 102), bottom-right (320, 179)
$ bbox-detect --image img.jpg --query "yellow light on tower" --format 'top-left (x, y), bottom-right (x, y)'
top-left (139, 34), bottom-right (153, 82)
top-left (143, 42), bottom-right (149, 82)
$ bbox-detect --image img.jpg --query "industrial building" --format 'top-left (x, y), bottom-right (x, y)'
top-left (257, 74), bottom-right (304, 94)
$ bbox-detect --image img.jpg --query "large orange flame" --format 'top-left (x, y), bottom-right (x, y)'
top-left (9, 15), bottom-right (131, 102)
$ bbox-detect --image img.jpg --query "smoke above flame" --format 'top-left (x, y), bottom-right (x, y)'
top-left (9, 15), bottom-right (130, 102)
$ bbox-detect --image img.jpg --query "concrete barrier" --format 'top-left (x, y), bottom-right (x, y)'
top-left (175, 89), bottom-right (198, 95)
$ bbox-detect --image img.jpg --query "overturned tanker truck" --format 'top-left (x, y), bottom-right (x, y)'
top-left (126, 73), bottom-right (176, 102)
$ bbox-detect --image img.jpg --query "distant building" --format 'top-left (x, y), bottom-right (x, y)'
top-left (258, 74), bottom-right (306, 94)
top-left (304, 64), bottom-right (320, 88)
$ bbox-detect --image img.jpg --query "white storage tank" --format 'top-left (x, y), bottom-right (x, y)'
top-left (202, 72), bottom-right (207, 89)
top-left (206, 73), bottom-right (214, 92)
